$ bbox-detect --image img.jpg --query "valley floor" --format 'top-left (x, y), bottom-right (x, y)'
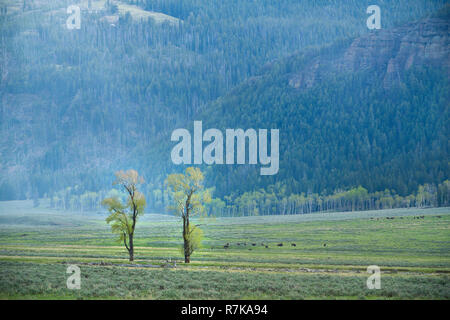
top-left (0, 204), bottom-right (449, 299)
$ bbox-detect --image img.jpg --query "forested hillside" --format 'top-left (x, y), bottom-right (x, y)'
top-left (0, 0), bottom-right (448, 216)
top-left (199, 9), bottom-right (450, 198)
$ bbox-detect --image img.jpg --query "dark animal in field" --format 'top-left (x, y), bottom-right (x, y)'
top-left (252, 243), bottom-right (256, 246)
top-left (323, 243), bottom-right (327, 247)
top-left (291, 243), bottom-right (296, 247)
top-left (277, 243), bottom-right (283, 247)
top-left (237, 243), bottom-right (240, 245)
top-left (265, 245), bottom-right (269, 248)
top-left (224, 245), bottom-right (229, 249)
top-left (437, 216), bottom-right (442, 218)
top-left (421, 216), bottom-right (425, 219)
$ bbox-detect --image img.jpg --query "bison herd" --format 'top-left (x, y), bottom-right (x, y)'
top-left (223, 242), bottom-right (299, 249)
top-left (368, 215), bottom-right (439, 221)
top-left (219, 216), bottom-right (443, 250)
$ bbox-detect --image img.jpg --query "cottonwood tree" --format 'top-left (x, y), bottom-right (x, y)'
top-left (166, 167), bottom-right (210, 263)
top-left (102, 170), bottom-right (146, 262)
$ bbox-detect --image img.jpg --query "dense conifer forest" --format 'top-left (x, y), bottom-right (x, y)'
top-left (0, 0), bottom-right (448, 216)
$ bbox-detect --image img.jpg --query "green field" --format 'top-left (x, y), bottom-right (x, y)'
top-left (0, 201), bottom-right (449, 299)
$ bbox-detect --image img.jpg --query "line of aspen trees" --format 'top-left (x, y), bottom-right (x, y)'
top-left (48, 180), bottom-right (450, 216)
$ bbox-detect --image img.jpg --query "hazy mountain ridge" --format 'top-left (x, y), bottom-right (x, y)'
top-left (198, 10), bottom-right (449, 198)
top-left (288, 11), bottom-right (449, 90)
top-left (0, 1), bottom-right (448, 203)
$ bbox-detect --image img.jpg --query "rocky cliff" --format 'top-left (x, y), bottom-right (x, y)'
top-left (289, 9), bottom-right (449, 90)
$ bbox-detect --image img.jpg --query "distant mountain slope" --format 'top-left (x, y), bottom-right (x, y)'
top-left (287, 10), bottom-right (449, 90)
top-left (197, 9), bottom-right (449, 198)
top-left (0, 1), bottom-right (448, 202)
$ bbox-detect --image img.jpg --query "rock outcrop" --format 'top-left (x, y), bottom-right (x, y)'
top-left (289, 10), bottom-right (449, 90)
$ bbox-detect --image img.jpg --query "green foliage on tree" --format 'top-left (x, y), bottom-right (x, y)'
top-left (166, 167), bottom-right (210, 263)
top-left (102, 170), bottom-right (146, 262)
top-left (181, 224), bottom-right (204, 258)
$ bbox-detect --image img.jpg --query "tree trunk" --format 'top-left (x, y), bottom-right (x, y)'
top-left (183, 219), bottom-right (190, 263)
top-left (183, 235), bottom-right (189, 263)
top-left (129, 234), bottom-right (134, 262)
top-left (183, 238), bottom-right (190, 263)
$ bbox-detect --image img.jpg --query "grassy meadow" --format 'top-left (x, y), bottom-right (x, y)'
top-left (0, 201), bottom-right (449, 299)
